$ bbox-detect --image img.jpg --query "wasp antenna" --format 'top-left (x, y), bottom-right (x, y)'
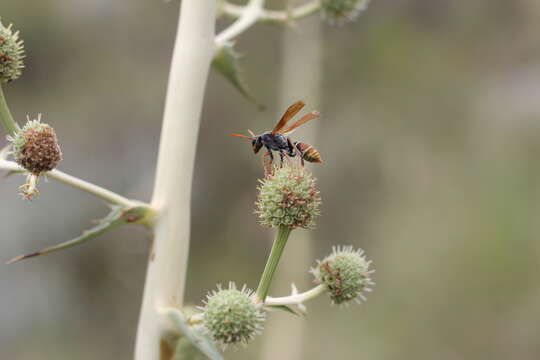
top-left (229, 133), bottom-right (253, 140)
top-left (248, 129), bottom-right (256, 137)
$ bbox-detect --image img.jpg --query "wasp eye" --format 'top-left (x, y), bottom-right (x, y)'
top-left (252, 138), bottom-right (263, 154)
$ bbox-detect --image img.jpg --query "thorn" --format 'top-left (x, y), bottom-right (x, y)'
top-left (6, 251), bottom-right (40, 264)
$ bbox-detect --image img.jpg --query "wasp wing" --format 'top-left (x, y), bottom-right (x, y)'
top-left (271, 100), bottom-right (305, 134)
top-left (282, 111), bottom-right (320, 134)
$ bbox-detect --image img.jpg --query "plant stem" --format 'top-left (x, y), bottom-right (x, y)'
top-left (185, 285), bottom-right (327, 324)
top-left (220, 0), bottom-right (321, 23)
top-left (215, 0), bottom-right (266, 46)
top-left (0, 159), bottom-right (137, 207)
top-left (255, 225), bottom-right (293, 302)
top-left (259, 17), bottom-right (322, 360)
top-left (0, 85), bottom-right (18, 136)
top-left (265, 284), bottom-right (326, 306)
top-left (134, 1), bottom-right (216, 359)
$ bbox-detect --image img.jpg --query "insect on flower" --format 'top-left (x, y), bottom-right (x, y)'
top-left (230, 100), bottom-right (323, 173)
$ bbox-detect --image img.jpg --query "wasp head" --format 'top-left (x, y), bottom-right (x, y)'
top-left (252, 136), bottom-right (263, 154)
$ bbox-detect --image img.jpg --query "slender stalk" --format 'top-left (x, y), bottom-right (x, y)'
top-left (215, 0), bottom-right (265, 46)
top-left (0, 85), bottom-right (18, 136)
top-left (185, 285), bottom-right (326, 325)
top-left (221, 0), bottom-right (321, 23)
top-left (255, 225), bottom-right (293, 302)
top-left (260, 16), bottom-right (322, 360)
top-left (0, 159), bottom-right (137, 207)
top-left (134, 1), bottom-right (216, 359)
top-left (265, 284), bottom-right (326, 306)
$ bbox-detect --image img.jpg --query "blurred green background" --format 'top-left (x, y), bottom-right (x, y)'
top-left (2, 0), bottom-right (540, 359)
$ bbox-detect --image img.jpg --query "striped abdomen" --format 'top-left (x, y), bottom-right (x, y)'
top-left (295, 142), bottom-right (322, 163)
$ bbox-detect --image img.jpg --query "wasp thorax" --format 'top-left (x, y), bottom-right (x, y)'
top-left (311, 246), bottom-right (374, 305)
top-left (0, 20), bottom-right (25, 83)
top-left (10, 117), bottom-right (62, 175)
top-left (256, 166), bottom-right (321, 229)
top-left (201, 283), bottom-right (265, 347)
top-left (321, 0), bottom-right (370, 23)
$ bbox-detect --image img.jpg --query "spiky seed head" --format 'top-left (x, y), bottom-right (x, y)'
top-left (0, 20), bottom-right (25, 83)
top-left (10, 115), bottom-right (62, 175)
top-left (201, 283), bottom-right (265, 347)
top-left (255, 166), bottom-right (321, 229)
top-left (321, 0), bottom-right (370, 23)
top-left (311, 245), bottom-right (374, 305)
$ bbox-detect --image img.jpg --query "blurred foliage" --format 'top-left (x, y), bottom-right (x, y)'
top-left (2, 0), bottom-right (540, 359)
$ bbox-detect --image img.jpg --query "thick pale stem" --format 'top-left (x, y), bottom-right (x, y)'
top-left (134, 1), bottom-right (216, 359)
top-left (255, 225), bottom-right (292, 302)
top-left (0, 85), bottom-right (18, 136)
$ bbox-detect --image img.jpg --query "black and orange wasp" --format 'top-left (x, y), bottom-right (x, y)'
top-left (230, 100), bottom-right (322, 172)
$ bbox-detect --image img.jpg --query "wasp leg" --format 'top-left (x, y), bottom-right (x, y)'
top-left (293, 142), bottom-right (305, 166)
top-left (281, 149), bottom-right (296, 168)
top-left (286, 137), bottom-right (296, 156)
top-left (261, 151), bottom-right (273, 177)
top-left (279, 151), bottom-right (286, 167)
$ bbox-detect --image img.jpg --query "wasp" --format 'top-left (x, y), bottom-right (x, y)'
top-left (230, 100), bottom-right (322, 173)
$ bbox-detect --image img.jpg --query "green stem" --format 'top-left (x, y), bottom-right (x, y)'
top-left (0, 85), bottom-right (19, 136)
top-left (255, 225), bottom-right (292, 302)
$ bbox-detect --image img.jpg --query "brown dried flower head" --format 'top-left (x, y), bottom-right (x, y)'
top-left (10, 115), bottom-right (62, 175)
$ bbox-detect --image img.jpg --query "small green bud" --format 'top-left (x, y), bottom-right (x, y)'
top-left (10, 115), bottom-right (62, 175)
top-left (321, 0), bottom-right (370, 23)
top-left (0, 20), bottom-right (25, 83)
top-left (200, 283), bottom-right (265, 347)
top-left (255, 166), bottom-right (321, 229)
top-left (311, 245), bottom-right (374, 305)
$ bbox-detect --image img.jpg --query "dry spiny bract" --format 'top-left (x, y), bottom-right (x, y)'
top-left (10, 116), bottom-right (62, 175)
top-left (200, 283), bottom-right (265, 347)
top-left (0, 19), bottom-right (25, 83)
top-left (255, 166), bottom-right (321, 229)
top-left (311, 246), bottom-right (374, 305)
top-left (321, 0), bottom-right (371, 23)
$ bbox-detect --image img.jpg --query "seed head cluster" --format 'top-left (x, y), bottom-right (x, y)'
top-left (10, 116), bottom-right (62, 175)
top-left (255, 166), bottom-right (321, 229)
top-left (311, 245), bottom-right (374, 305)
top-left (321, 0), bottom-right (370, 23)
top-left (0, 20), bottom-right (25, 83)
top-left (200, 283), bottom-right (265, 347)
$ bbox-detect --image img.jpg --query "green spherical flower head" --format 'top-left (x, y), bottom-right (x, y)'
top-left (0, 20), bottom-right (25, 83)
top-left (256, 166), bottom-right (321, 229)
top-left (201, 283), bottom-right (265, 347)
top-left (10, 115), bottom-right (62, 175)
top-left (321, 0), bottom-right (370, 23)
top-left (311, 245), bottom-right (374, 305)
